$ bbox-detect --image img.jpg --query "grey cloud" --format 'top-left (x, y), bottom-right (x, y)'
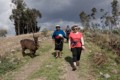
top-left (25, 0), bottom-right (113, 23)
top-left (0, 0), bottom-right (118, 35)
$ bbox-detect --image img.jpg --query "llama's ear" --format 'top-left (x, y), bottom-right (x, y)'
top-left (33, 34), bottom-right (39, 38)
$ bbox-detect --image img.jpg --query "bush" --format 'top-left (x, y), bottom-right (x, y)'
top-left (0, 29), bottom-right (7, 37)
top-left (41, 28), bottom-right (48, 37)
top-left (112, 29), bottom-right (120, 35)
top-left (85, 30), bottom-right (120, 57)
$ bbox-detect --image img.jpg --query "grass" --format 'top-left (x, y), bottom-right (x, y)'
top-left (1, 31), bottom-right (119, 80)
top-left (1, 38), bottom-right (52, 80)
top-left (29, 52), bottom-right (63, 80)
top-left (86, 41), bottom-right (120, 80)
top-left (84, 30), bottom-right (120, 79)
top-left (38, 41), bottom-right (53, 53)
top-left (29, 43), bottom-right (68, 80)
top-left (0, 51), bottom-right (32, 80)
top-left (0, 57), bottom-right (16, 75)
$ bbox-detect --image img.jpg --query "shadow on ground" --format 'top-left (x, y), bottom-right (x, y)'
top-left (52, 52), bottom-right (56, 58)
top-left (23, 53), bottom-right (39, 58)
top-left (65, 56), bottom-right (73, 67)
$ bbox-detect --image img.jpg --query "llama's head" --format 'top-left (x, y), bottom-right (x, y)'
top-left (33, 36), bottom-right (39, 49)
top-left (33, 36), bottom-right (39, 42)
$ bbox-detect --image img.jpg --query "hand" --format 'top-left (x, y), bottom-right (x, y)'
top-left (82, 46), bottom-right (85, 50)
top-left (69, 47), bottom-right (71, 50)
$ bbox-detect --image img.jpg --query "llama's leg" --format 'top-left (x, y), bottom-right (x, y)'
top-left (32, 50), bottom-right (36, 56)
top-left (30, 50), bottom-right (35, 58)
top-left (22, 48), bottom-right (26, 56)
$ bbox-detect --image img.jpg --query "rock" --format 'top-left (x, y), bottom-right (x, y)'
top-left (11, 49), bottom-right (16, 53)
top-left (104, 73), bottom-right (110, 79)
top-left (17, 57), bottom-right (21, 61)
top-left (111, 69), bottom-right (118, 74)
top-left (100, 72), bottom-right (103, 76)
top-left (9, 58), bottom-right (15, 63)
top-left (112, 63), bottom-right (117, 66)
top-left (89, 50), bottom-right (92, 53)
top-left (38, 39), bottom-right (42, 42)
top-left (46, 65), bottom-right (52, 68)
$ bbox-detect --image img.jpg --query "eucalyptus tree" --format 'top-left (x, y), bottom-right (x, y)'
top-left (79, 11), bottom-right (90, 30)
top-left (111, 0), bottom-right (119, 28)
top-left (10, 0), bottom-right (42, 35)
top-left (10, 0), bottom-right (26, 35)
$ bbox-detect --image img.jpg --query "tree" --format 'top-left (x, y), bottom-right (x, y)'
top-left (91, 7), bottom-right (97, 19)
top-left (79, 11), bottom-right (90, 29)
top-left (10, 0), bottom-right (26, 35)
top-left (100, 8), bottom-right (110, 29)
top-left (0, 29), bottom-right (7, 37)
top-left (10, 0), bottom-right (42, 35)
top-left (111, 0), bottom-right (119, 28)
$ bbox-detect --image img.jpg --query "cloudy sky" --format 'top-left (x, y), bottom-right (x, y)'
top-left (0, 0), bottom-right (117, 35)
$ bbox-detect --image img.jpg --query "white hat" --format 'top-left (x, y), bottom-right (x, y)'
top-left (56, 25), bottom-right (60, 27)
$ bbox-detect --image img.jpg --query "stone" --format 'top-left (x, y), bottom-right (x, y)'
top-left (100, 72), bottom-right (103, 76)
top-left (46, 65), bottom-right (52, 68)
top-left (11, 49), bottom-right (16, 53)
top-left (104, 73), bottom-right (110, 79)
top-left (111, 69), bottom-right (118, 74)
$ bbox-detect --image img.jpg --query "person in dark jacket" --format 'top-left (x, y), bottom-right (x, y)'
top-left (65, 25), bottom-right (71, 42)
top-left (52, 25), bottom-right (66, 58)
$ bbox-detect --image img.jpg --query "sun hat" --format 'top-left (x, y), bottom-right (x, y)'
top-left (56, 25), bottom-right (60, 28)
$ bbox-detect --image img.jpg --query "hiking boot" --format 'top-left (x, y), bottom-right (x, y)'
top-left (72, 65), bottom-right (77, 71)
top-left (76, 61), bottom-right (79, 66)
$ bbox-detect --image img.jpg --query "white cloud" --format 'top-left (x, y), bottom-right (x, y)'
top-left (0, 0), bottom-right (14, 36)
top-left (39, 20), bottom-right (82, 31)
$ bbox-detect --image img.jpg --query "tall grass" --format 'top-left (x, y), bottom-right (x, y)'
top-left (84, 29), bottom-right (120, 79)
top-left (84, 29), bottom-right (120, 57)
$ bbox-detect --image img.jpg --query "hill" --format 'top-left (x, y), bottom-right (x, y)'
top-left (0, 31), bottom-right (120, 80)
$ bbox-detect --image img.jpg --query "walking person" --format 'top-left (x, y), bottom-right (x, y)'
top-left (65, 25), bottom-right (71, 43)
top-left (52, 25), bottom-right (66, 58)
top-left (69, 25), bottom-right (85, 71)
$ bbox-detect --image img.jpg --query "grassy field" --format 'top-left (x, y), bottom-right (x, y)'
top-left (0, 32), bottom-right (120, 80)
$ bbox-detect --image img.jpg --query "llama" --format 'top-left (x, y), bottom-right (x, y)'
top-left (20, 36), bottom-right (39, 57)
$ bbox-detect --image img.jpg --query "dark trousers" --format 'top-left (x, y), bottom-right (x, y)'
top-left (71, 47), bottom-right (82, 62)
top-left (66, 33), bottom-right (70, 42)
top-left (55, 38), bottom-right (63, 51)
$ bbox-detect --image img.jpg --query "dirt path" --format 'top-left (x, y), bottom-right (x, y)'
top-left (60, 43), bottom-right (82, 80)
top-left (13, 51), bottom-right (52, 80)
top-left (11, 40), bottom-right (54, 80)
top-left (61, 61), bottom-right (81, 80)
top-left (3, 39), bottom-right (95, 80)
top-left (60, 43), bottom-right (96, 80)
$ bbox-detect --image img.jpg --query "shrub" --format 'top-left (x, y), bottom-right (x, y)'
top-left (0, 56), bottom-right (20, 76)
top-left (0, 29), bottom-right (7, 37)
top-left (85, 30), bottom-right (120, 57)
top-left (41, 28), bottom-right (48, 37)
top-left (112, 29), bottom-right (120, 35)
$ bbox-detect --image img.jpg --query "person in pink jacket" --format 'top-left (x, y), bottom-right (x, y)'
top-left (69, 25), bottom-right (85, 71)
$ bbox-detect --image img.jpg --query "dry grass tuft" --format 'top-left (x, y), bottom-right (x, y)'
top-left (0, 32), bottom-right (42, 58)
